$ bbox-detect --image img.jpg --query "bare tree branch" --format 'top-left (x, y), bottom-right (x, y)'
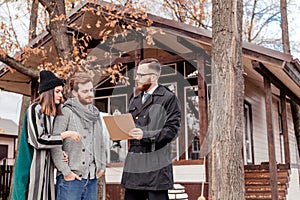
top-left (248, 0), bottom-right (257, 42)
top-left (5, 2), bottom-right (21, 48)
top-left (0, 53), bottom-right (39, 78)
top-left (251, 11), bottom-right (280, 41)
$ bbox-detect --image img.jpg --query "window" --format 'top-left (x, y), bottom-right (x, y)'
top-left (94, 95), bottom-right (128, 163)
top-left (161, 63), bottom-right (177, 76)
top-left (0, 145), bottom-right (8, 161)
top-left (244, 102), bottom-right (254, 164)
top-left (184, 86), bottom-right (200, 160)
top-left (277, 100), bottom-right (284, 163)
top-left (162, 83), bottom-right (179, 161)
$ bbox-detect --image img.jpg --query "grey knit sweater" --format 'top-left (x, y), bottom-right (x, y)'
top-left (51, 98), bottom-right (106, 179)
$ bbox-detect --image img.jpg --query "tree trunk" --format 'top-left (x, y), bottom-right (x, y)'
top-left (280, 0), bottom-right (290, 54)
top-left (209, 0), bottom-right (245, 199)
top-left (29, 0), bottom-right (39, 42)
top-left (97, 175), bottom-right (106, 200)
top-left (39, 0), bottom-right (73, 61)
top-left (280, 0), bottom-right (300, 158)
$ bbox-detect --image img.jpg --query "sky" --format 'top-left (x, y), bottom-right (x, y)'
top-left (0, 91), bottom-right (22, 125)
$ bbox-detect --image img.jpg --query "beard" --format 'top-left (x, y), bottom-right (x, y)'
top-left (137, 82), bottom-right (151, 92)
top-left (77, 94), bottom-right (94, 105)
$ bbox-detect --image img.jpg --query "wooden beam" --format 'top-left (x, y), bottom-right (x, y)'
top-left (264, 77), bottom-right (279, 200)
top-left (243, 49), bottom-right (286, 67)
top-left (197, 54), bottom-right (209, 185)
top-left (135, 35), bottom-right (143, 66)
top-left (197, 54), bottom-right (207, 147)
top-left (31, 78), bottom-right (38, 101)
top-left (149, 17), bottom-right (212, 46)
top-left (280, 90), bottom-right (291, 164)
top-left (283, 62), bottom-right (300, 87)
top-left (177, 37), bottom-right (208, 56)
top-left (153, 38), bottom-right (179, 55)
top-left (134, 35), bottom-right (143, 96)
top-left (95, 52), bottom-right (197, 67)
top-left (157, 52), bottom-right (196, 64)
top-left (253, 61), bottom-right (300, 105)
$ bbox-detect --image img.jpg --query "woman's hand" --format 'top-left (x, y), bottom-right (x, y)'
top-left (62, 151), bottom-right (68, 163)
top-left (61, 131), bottom-right (81, 141)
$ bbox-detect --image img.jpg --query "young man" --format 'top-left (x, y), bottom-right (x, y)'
top-left (51, 73), bottom-right (106, 200)
top-left (121, 58), bottom-right (182, 200)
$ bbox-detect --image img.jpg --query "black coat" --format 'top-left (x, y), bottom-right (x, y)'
top-left (121, 85), bottom-right (181, 190)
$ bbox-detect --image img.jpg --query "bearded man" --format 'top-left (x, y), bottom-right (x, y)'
top-left (121, 58), bottom-right (182, 200)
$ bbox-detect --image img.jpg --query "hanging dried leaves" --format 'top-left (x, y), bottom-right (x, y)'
top-left (1, 0), bottom-right (156, 89)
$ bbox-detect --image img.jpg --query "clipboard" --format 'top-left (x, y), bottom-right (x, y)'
top-left (102, 113), bottom-right (135, 141)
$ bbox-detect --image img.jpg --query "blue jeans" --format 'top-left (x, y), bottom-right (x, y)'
top-left (56, 175), bottom-right (98, 200)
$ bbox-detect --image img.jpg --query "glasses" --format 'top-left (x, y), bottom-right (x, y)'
top-left (135, 73), bottom-right (157, 78)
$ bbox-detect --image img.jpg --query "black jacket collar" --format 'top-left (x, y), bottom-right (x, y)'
top-left (133, 84), bottom-right (166, 100)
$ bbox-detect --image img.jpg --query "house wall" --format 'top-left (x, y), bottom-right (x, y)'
top-left (287, 104), bottom-right (299, 165)
top-left (245, 77), bottom-right (300, 166)
top-left (101, 59), bottom-right (300, 197)
top-left (105, 165), bottom-right (205, 184)
top-left (287, 168), bottom-right (300, 200)
top-left (0, 136), bottom-right (15, 165)
top-left (272, 96), bottom-right (284, 164)
top-left (244, 77), bottom-right (269, 164)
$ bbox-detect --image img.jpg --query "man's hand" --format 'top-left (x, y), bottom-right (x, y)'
top-left (64, 172), bottom-right (81, 181)
top-left (129, 128), bottom-right (143, 140)
top-left (97, 170), bottom-right (105, 179)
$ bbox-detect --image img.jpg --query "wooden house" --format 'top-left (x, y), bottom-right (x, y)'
top-left (0, 118), bottom-right (18, 166)
top-left (0, 1), bottom-right (299, 199)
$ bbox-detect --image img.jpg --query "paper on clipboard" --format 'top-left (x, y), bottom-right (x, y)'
top-left (102, 113), bottom-right (135, 141)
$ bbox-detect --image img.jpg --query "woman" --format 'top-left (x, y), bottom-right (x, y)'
top-left (11, 70), bottom-right (81, 200)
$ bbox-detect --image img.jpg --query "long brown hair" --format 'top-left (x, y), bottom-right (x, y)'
top-left (34, 88), bottom-right (63, 116)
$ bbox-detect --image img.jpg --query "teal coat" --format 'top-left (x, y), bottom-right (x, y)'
top-left (10, 112), bottom-right (33, 200)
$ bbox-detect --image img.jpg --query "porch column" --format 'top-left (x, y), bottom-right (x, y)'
top-left (264, 77), bottom-right (279, 200)
top-left (134, 35), bottom-right (143, 96)
top-left (280, 90), bottom-right (290, 165)
top-left (197, 54), bottom-right (208, 146)
top-left (31, 78), bottom-right (38, 101)
top-left (134, 35), bottom-right (143, 67)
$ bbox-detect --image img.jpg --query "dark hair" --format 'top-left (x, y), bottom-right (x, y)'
top-left (70, 72), bottom-right (93, 92)
top-left (138, 58), bottom-right (161, 73)
top-left (34, 88), bottom-right (63, 116)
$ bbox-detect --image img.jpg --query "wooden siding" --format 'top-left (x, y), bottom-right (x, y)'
top-left (271, 97), bottom-right (283, 164)
top-left (245, 77), bottom-right (269, 164)
top-left (245, 76), bottom-right (299, 166)
top-left (287, 104), bottom-right (299, 165)
top-left (286, 168), bottom-right (300, 199)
